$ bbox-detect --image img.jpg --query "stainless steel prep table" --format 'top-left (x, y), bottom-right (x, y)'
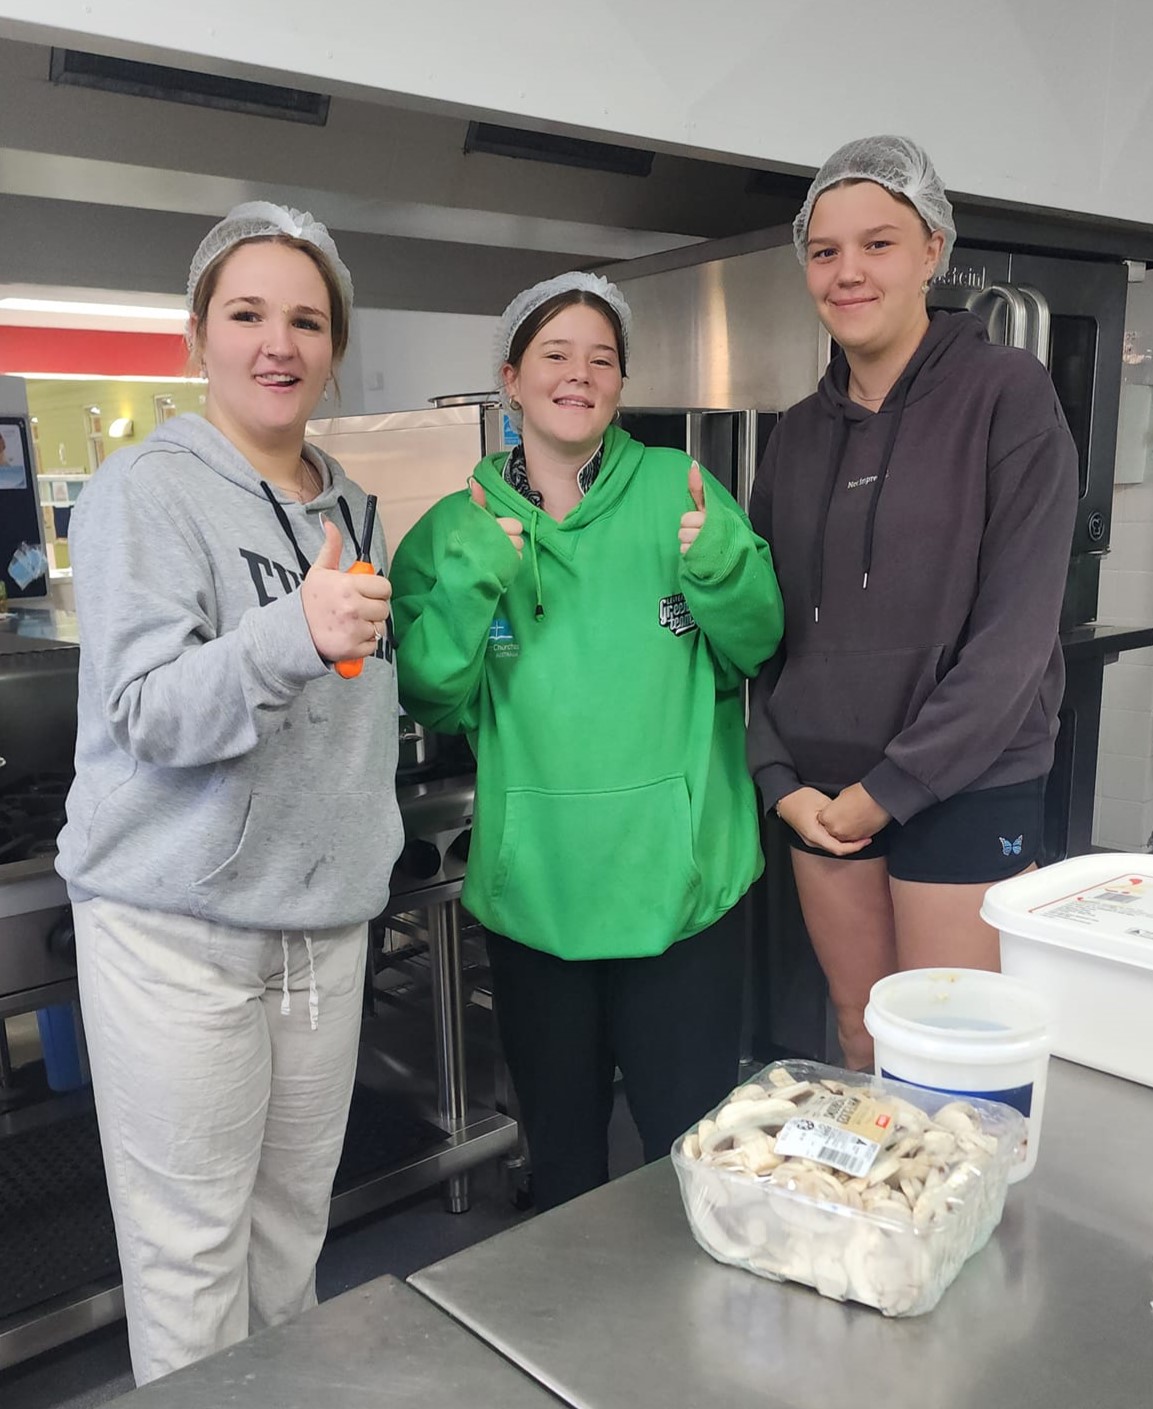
top-left (410, 1059), bottom-right (1153, 1409)
top-left (335, 800), bottom-right (518, 1224)
top-left (103, 1274), bottom-right (560, 1408)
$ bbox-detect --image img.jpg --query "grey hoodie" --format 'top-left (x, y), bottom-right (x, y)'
top-left (57, 414), bottom-right (402, 929)
top-left (748, 312), bottom-right (1077, 824)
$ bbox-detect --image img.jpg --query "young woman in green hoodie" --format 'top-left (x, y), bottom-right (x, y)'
top-left (391, 272), bottom-right (784, 1210)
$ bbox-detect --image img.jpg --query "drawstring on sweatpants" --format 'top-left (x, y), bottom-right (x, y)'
top-left (281, 935), bottom-right (291, 1017)
top-left (303, 931), bottom-right (319, 1031)
top-left (280, 932), bottom-right (320, 1031)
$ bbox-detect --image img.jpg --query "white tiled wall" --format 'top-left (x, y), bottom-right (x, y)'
top-left (1093, 277), bottom-right (1153, 849)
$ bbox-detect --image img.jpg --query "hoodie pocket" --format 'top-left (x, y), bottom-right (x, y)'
top-left (187, 790), bottom-right (372, 926)
top-left (488, 776), bottom-right (702, 957)
top-left (770, 645), bottom-right (946, 788)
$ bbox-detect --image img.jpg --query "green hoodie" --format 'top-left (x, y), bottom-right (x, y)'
top-left (390, 426), bottom-right (784, 960)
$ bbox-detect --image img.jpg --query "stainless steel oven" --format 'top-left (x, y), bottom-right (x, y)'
top-left (928, 249), bottom-right (1128, 630)
top-left (0, 630), bottom-right (79, 1036)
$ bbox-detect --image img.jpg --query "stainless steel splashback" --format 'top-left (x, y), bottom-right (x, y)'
top-left (609, 233), bottom-right (828, 413)
top-left (307, 405), bottom-right (503, 555)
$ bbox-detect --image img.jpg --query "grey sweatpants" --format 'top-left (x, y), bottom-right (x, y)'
top-left (74, 896), bottom-right (367, 1385)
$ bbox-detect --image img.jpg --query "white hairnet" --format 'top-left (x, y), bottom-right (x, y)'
top-left (186, 201), bottom-right (354, 313)
top-left (793, 135), bottom-right (956, 276)
top-left (494, 271), bottom-right (632, 420)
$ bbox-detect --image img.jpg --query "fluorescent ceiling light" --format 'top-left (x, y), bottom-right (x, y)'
top-left (0, 297), bottom-right (186, 322)
top-left (7, 372), bottom-right (205, 383)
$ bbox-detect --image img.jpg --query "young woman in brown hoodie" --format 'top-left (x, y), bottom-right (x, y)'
top-left (748, 136), bottom-right (1078, 1068)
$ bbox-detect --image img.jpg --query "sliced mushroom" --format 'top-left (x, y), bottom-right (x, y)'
top-left (715, 1096), bottom-right (799, 1132)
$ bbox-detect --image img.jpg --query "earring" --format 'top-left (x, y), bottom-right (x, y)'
top-left (323, 379), bottom-right (331, 401)
top-left (921, 281), bottom-right (931, 294)
top-left (510, 397), bottom-right (522, 413)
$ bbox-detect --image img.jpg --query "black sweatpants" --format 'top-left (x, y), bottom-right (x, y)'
top-left (485, 907), bottom-right (745, 1213)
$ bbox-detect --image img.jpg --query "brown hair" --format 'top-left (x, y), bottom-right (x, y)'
top-left (506, 289), bottom-right (628, 376)
top-left (187, 234), bottom-right (351, 369)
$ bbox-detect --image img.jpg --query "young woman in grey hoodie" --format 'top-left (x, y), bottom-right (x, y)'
top-left (748, 137), bottom-right (1077, 1069)
top-left (56, 204), bottom-right (402, 1384)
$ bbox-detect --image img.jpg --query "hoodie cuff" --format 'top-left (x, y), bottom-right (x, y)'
top-left (861, 758), bottom-right (938, 826)
top-left (681, 498), bottom-right (741, 583)
top-left (243, 592), bottom-right (331, 696)
top-left (449, 513), bottom-right (522, 594)
top-left (753, 764), bottom-right (804, 816)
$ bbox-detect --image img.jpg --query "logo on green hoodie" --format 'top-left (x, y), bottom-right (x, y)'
top-left (488, 617), bottom-right (520, 659)
top-left (658, 593), bottom-right (698, 637)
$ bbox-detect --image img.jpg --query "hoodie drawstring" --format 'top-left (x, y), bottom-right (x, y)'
top-left (861, 380), bottom-right (912, 591)
top-left (260, 482), bottom-right (362, 578)
top-left (279, 932), bottom-right (320, 1031)
top-left (812, 418), bottom-right (851, 623)
top-left (811, 378), bottom-right (913, 621)
top-left (529, 511), bottom-right (545, 620)
top-left (335, 496), bottom-right (362, 559)
top-left (261, 482), bottom-right (313, 577)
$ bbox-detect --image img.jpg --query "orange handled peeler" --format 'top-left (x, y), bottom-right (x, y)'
top-left (335, 495), bottom-right (380, 680)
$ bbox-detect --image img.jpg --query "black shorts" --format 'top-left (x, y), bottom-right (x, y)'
top-left (788, 778), bottom-right (1046, 884)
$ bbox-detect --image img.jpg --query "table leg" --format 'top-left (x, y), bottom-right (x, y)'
top-left (0, 1018), bottom-right (30, 1113)
top-left (427, 900), bottom-right (470, 1213)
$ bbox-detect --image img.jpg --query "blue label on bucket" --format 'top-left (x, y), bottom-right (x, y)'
top-left (880, 1070), bottom-right (1034, 1118)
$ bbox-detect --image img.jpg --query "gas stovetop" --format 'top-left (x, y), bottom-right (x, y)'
top-left (0, 773), bottom-right (69, 878)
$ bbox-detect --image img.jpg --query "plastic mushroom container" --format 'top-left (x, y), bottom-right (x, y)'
top-left (672, 1061), bottom-right (1025, 1317)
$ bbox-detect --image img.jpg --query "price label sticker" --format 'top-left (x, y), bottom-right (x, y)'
top-left (774, 1093), bottom-right (898, 1177)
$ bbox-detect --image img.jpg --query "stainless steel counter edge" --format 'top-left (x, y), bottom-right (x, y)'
top-left (100, 1275), bottom-right (560, 1407)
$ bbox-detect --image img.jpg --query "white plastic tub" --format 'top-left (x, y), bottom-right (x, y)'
top-left (980, 854), bottom-right (1153, 1087)
top-left (863, 969), bottom-right (1051, 1179)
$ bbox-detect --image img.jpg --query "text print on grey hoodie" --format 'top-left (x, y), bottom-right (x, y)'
top-left (747, 311), bottom-right (1078, 825)
top-left (57, 414), bottom-right (402, 929)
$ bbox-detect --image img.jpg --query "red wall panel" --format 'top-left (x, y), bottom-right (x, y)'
top-left (0, 326), bottom-right (189, 377)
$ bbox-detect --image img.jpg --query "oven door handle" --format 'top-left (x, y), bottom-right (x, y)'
top-left (965, 283), bottom-right (1029, 349)
top-left (1019, 285), bottom-right (1052, 367)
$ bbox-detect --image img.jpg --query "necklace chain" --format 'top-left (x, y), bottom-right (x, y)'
top-left (295, 456), bottom-right (318, 502)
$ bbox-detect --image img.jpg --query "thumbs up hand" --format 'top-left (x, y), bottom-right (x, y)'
top-left (301, 518), bottom-right (392, 664)
top-left (470, 476), bottom-right (525, 556)
top-left (679, 461), bottom-right (707, 555)
top-left (312, 516), bottom-right (344, 572)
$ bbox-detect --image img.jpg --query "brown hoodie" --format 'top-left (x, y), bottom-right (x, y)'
top-left (747, 310), bottom-right (1078, 824)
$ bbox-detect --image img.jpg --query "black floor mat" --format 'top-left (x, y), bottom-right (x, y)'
top-left (0, 1108), bottom-right (118, 1323)
top-left (333, 1084), bottom-right (446, 1192)
top-left (0, 1086), bottom-right (447, 1323)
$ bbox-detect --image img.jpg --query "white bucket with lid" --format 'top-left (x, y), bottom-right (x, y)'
top-left (863, 968), bottom-right (1051, 1180)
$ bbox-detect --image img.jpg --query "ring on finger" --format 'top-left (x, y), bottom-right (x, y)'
top-left (372, 623), bottom-right (382, 641)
